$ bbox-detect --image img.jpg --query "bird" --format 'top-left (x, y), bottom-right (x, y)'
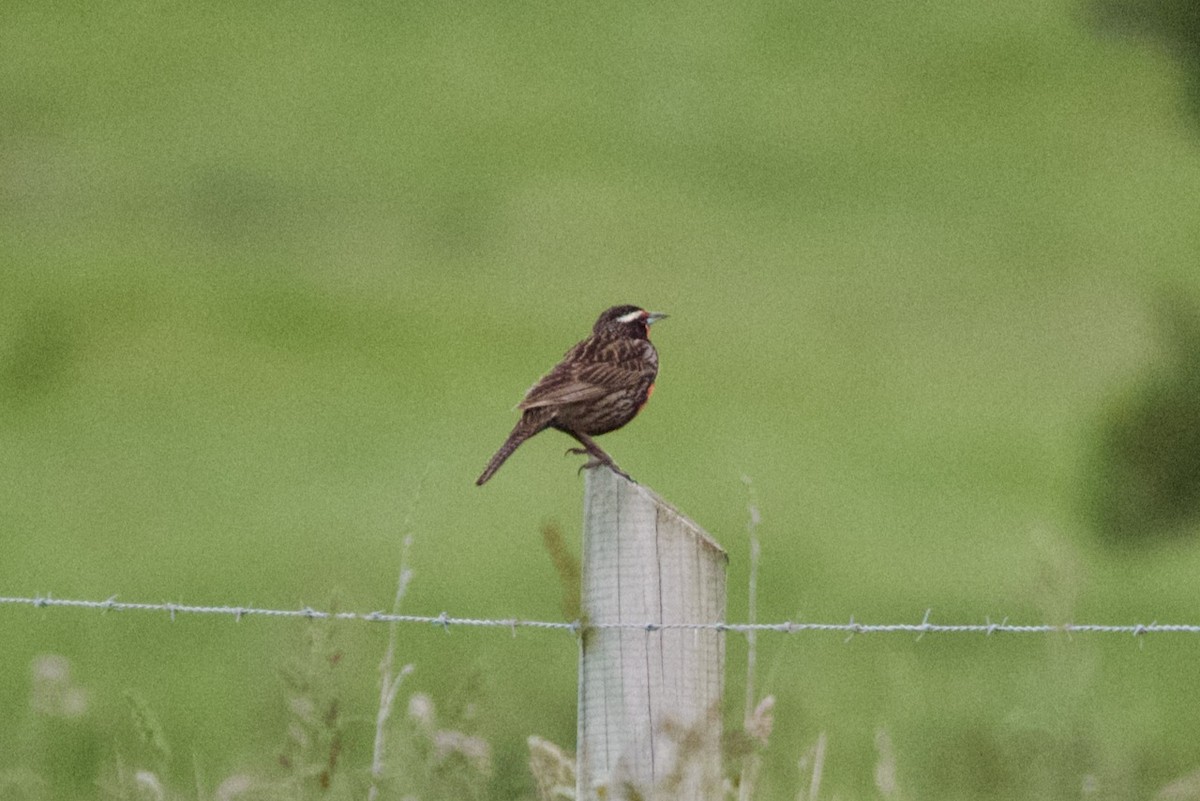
top-left (476, 305), bottom-right (668, 486)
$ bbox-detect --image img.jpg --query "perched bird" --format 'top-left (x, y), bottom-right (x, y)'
top-left (476, 305), bottom-right (668, 486)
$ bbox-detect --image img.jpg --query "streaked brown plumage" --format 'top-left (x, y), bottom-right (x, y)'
top-left (476, 305), bottom-right (667, 486)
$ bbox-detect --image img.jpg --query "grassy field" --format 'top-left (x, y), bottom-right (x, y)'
top-left (4, 1), bottom-right (1200, 798)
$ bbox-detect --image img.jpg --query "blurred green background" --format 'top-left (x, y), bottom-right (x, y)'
top-left (4, 0), bottom-right (1200, 798)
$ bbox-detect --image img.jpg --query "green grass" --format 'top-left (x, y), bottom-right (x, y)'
top-left (3, 0), bottom-right (1200, 798)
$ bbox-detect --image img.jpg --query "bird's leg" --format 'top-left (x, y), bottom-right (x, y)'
top-left (563, 432), bottom-right (613, 468)
top-left (564, 432), bottom-right (632, 481)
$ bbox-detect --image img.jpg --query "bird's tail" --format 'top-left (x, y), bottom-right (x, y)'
top-left (476, 419), bottom-right (543, 486)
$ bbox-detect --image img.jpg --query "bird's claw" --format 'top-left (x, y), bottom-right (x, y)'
top-left (567, 453), bottom-right (634, 482)
top-left (576, 458), bottom-right (605, 475)
top-left (565, 448), bottom-right (633, 481)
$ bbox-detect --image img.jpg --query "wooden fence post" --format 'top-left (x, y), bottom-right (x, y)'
top-left (577, 467), bottom-right (728, 801)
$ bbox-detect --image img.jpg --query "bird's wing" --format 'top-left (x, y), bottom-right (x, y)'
top-left (517, 340), bottom-right (650, 410)
top-left (517, 362), bottom-right (608, 410)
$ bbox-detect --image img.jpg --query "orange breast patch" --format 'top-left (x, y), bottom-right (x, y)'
top-left (639, 382), bottom-right (655, 412)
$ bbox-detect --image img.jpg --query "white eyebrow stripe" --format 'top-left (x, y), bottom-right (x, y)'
top-left (616, 310), bottom-right (644, 323)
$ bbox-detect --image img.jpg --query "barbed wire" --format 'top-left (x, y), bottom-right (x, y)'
top-left (2, 594), bottom-right (1199, 638)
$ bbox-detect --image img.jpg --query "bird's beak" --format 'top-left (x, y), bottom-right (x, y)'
top-left (646, 312), bottom-right (668, 325)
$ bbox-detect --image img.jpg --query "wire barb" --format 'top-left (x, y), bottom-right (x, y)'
top-left (915, 609), bottom-right (933, 641)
